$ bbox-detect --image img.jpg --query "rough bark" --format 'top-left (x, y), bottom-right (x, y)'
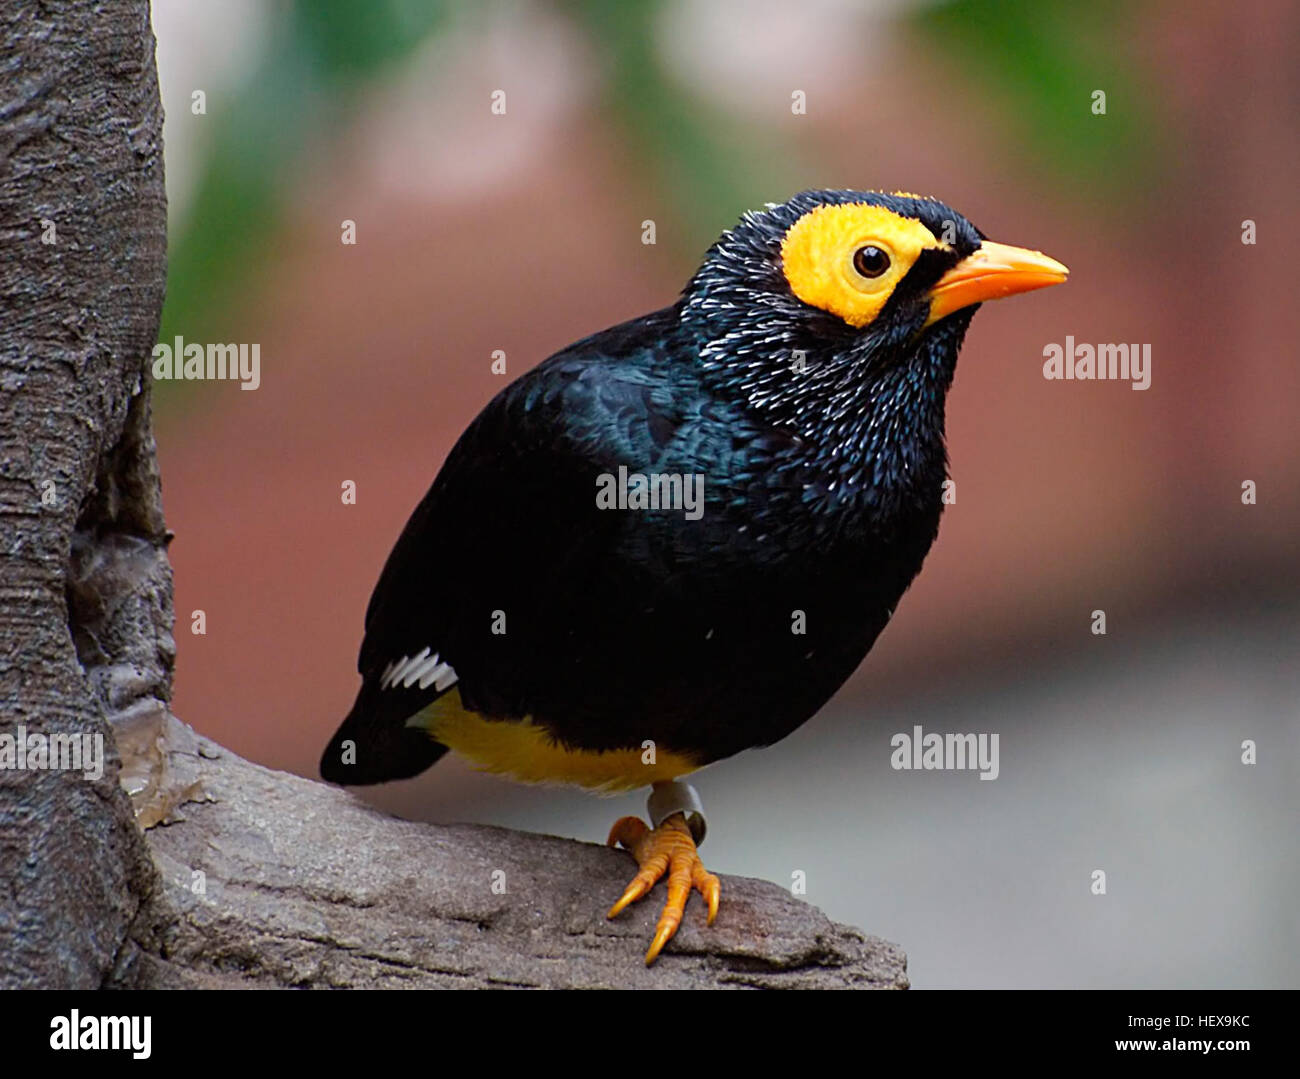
top-left (0, 0), bottom-right (170, 989)
top-left (0, 2), bottom-right (907, 990)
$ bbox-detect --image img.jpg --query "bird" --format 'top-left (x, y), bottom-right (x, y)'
top-left (320, 189), bottom-right (1067, 963)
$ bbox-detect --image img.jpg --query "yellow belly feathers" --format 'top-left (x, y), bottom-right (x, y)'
top-left (408, 687), bottom-right (698, 792)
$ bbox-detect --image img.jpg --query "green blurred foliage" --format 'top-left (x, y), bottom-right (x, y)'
top-left (158, 0), bottom-right (1162, 410)
top-left (293, 0), bottom-right (445, 78)
top-left (157, 0), bottom-right (447, 406)
top-left (573, 0), bottom-right (801, 257)
top-left (913, 0), bottom-right (1164, 198)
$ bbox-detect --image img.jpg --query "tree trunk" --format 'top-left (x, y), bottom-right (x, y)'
top-left (0, 0), bottom-right (170, 989)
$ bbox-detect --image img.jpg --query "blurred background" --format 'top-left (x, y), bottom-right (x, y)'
top-left (148, 0), bottom-right (1298, 988)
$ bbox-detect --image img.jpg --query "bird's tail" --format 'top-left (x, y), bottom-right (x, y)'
top-left (320, 679), bottom-right (448, 785)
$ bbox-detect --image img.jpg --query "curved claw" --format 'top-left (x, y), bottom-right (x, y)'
top-left (693, 861), bottom-right (721, 926)
top-left (606, 815), bottom-right (648, 850)
top-left (606, 812), bottom-right (721, 964)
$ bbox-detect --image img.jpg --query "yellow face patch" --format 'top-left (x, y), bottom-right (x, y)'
top-left (780, 203), bottom-right (949, 328)
top-left (409, 688), bottom-right (699, 792)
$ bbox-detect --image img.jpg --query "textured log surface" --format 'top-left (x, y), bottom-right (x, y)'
top-left (0, 0), bottom-right (170, 989)
top-left (112, 714), bottom-right (909, 990)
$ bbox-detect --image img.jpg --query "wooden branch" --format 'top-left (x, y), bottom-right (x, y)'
top-left (109, 710), bottom-right (907, 989)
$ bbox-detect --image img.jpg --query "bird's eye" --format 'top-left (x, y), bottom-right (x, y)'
top-left (852, 245), bottom-right (891, 279)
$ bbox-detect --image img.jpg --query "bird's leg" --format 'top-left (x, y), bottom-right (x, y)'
top-left (606, 780), bottom-right (719, 964)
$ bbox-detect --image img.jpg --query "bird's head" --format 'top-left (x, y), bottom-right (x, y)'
top-left (682, 189), bottom-right (1067, 447)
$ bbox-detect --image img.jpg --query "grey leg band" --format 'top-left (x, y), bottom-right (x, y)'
top-left (648, 781), bottom-right (706, 846)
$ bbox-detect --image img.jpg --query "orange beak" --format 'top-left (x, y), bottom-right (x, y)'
top-left (924, 240), bottom-right (1069, 327)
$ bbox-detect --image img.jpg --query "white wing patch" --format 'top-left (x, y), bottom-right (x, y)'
top-left (380, 648), bottom-right (459, 692)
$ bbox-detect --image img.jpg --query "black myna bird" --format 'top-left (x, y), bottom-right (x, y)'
top-left (321, 189), bottom-right (1067, 963)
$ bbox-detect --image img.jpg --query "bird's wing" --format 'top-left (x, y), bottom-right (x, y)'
top-left (322, 319), bottom-right (711, 782)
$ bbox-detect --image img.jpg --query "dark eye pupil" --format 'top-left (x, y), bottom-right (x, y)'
top-left (853, 245), bottom-right (890, 278)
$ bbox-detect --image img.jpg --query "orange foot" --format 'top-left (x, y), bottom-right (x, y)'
top-left (607, 813), bottom-right (720, 964)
